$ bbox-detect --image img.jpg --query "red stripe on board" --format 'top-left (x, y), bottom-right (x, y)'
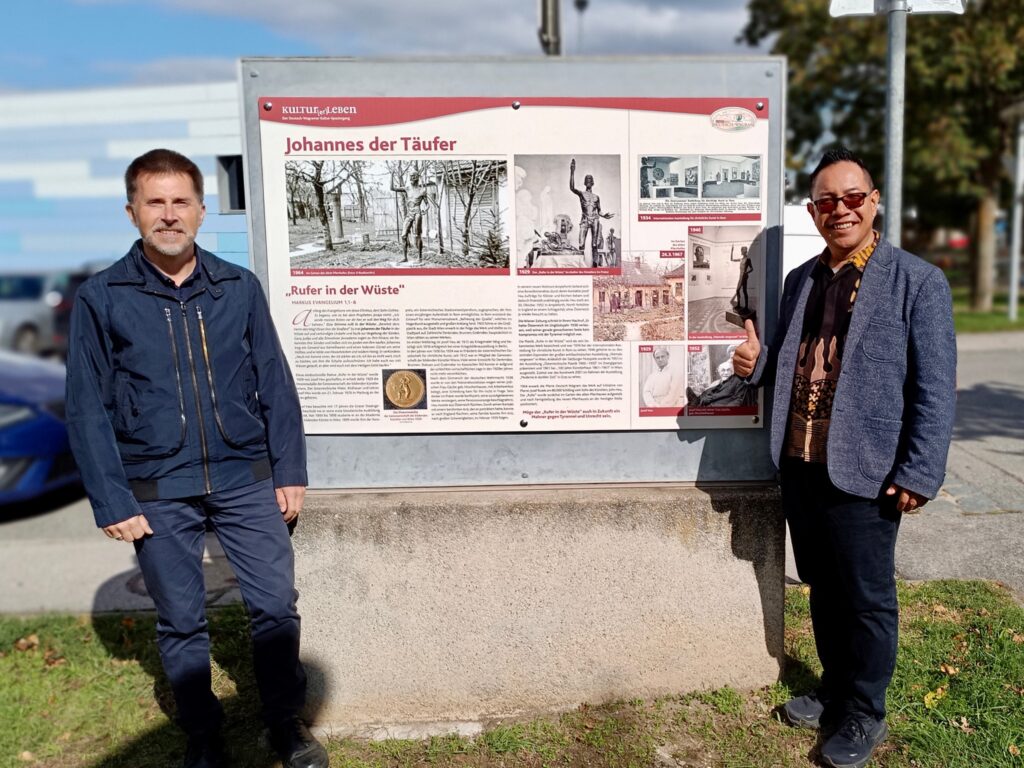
top-left (261, 97), bottom-right (769, 127)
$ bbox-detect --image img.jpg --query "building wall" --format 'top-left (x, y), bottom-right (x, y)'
top-left (0, 81), bottom-right (248, 272)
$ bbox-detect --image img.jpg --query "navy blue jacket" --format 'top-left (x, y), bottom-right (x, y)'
top-left (752, 237), bottom-right (956, 500)
top-left (66, 242), bottom-right (307, 527)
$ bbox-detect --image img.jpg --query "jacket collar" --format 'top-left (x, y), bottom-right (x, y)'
top-left (106, 240), bottom-right (242, 294)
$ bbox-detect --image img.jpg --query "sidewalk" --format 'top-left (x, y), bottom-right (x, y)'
top-left (2, 333), bottom-right (1022, 614)
top-left (894, 331), bottom-right (1024, 600)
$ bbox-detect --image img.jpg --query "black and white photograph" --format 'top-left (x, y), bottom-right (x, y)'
top-left (514, 154), bottom-right (622, 270)
top-left (286, 159), bottom-right (509, 270)
top-left (700, 155), bottom-right (761, 199)
top-left (592, 251), bottom-right (685, 341)
top-left (686, 344), bottom-right (757, 412)
top-left (686, 225), bottom-right (762, 339)
top-left (638, 344), bottom-right (687, 411)
top-left (639, 155), bottom-right (700, 200)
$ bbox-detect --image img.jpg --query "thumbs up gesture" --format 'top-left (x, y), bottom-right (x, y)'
top-left (732, 319), bottom-right (760, 378)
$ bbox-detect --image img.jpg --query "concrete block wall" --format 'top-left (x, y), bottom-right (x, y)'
top-left (294, 484), bottom-right (784, 733)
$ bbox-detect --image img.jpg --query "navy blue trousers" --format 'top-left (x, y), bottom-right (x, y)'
top-left (134, 478), bottom-right (306, 735)
top-left (781, 458), bottom-right (902, 721)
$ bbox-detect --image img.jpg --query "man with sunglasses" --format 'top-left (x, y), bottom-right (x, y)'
top-left (732, 148), bottom-right (955, 768)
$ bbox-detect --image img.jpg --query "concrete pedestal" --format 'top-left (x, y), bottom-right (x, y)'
top-left (293, 483), bottom-right (784, 735)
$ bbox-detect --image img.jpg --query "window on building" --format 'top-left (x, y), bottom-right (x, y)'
top-left (216, 155), bottom-right (246, 214)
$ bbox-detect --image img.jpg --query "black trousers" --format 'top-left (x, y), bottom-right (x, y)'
top-left (781, 458), bottom-right (902, 720)
top-left (135, 478), bottom-right (306, 735)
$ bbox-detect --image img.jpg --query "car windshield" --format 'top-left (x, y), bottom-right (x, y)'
top-left (0, 276), bottom-right (45, 300)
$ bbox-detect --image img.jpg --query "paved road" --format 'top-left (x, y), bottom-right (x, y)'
top-left (894, 332), bottom-right (1024, 601)
top-left (2, 332), bottom-right (1022, 614)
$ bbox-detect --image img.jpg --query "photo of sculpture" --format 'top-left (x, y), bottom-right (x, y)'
top-left (286, 158), bottom-right (509, 270)
top-left (686, 225), bottom-right (762, 339)
top-left (592, 251), bottom-right (685, 341)
top-left (686, 344), bottom-right (756, 412)
top-left (514, 154), bottom-right (622, 270)
top-left (700, 155), bottom-right (760, 199)
top-left (638, 344), bottom-right (687, 411)
top-left (639, 155), bottom-right (700, 199)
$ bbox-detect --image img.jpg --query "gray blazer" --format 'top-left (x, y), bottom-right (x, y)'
top-left (752, 237), bottom-right (956, 500)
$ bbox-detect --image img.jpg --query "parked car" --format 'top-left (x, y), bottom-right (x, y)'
top-left (0, 350), bottom-right (78, 505)
top-left (0, 270), bottom-right (91, 356)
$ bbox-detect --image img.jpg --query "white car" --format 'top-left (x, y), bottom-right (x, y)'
top-left (0, 271), bottom-right (89, 356)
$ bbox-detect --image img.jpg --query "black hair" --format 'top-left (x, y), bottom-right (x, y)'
top-left (808, 147), bottom-right (874, 195)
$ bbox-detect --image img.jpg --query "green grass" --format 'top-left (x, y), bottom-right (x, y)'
top-left (2, 581), bottom-right (1023, 767)
top-left (951, 286), bottom-right (1024, 334)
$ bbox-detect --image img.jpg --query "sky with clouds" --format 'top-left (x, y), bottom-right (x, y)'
top-left (12, 0), bottom-right (765, 92)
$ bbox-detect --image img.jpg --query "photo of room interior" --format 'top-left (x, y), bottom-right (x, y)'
top-left (701, 155), bottom-right (761, 199)
top-left (686, 224), bottom-right (761, 338)
top-left (639, 155), bottom-right (700, 199)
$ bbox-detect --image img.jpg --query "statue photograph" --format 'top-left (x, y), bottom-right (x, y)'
top-left (513, 154), bottom-right (621, 271)
top-left (686, 224), bottom-right (762, 339)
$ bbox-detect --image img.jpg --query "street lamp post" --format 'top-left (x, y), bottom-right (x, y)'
top-left (829, 0), bottom-right (967, 248)
top-left (538, 0), bottom-right (561, 56)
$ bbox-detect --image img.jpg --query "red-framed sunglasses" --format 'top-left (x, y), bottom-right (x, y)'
top-left (810, 191), bottom-right (873, 214)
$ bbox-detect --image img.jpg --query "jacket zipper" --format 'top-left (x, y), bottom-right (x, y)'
top-left (196, 305), bottom-right (247, 448)
top-left (180, 301), bottom-right (212, 494)
top-left (162, 307), bottom-right (188, 450)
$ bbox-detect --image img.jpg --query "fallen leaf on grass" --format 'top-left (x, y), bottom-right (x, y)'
top-left (800, 585), bottom-right (810, 596)
top-left (18, 752), bottom-right (34, 762)
top-left (951, 716), bottom-right (974, 734)
top-left (940, 663), bottom-right (960, 676)
top-left (43, 649), bottom-right (66, 668)
top-left (924, 686), bottom-right (948, 709)
top-left (1013, 634), bottom-right (1024, 644)
top-left (14, 635), bottom-right (39, 652)
top-left (1009, 744), bottom-right (1020, 757)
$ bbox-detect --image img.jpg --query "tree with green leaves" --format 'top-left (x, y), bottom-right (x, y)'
top-left (742, 0), bottom-right (1024, 310)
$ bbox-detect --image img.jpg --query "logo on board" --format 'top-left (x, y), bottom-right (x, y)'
top-left (710, 107), bottom-right (757, 132)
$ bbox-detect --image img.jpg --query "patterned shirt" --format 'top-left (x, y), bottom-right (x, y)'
top-left (785, 232), bottom-right (879, 462)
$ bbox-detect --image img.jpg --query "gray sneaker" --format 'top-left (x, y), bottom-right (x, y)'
top-left (780, 692), bottom-right (826, 729)
top-left (820, 712), bottom-right (888, 768)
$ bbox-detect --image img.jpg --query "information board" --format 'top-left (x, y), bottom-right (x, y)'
top-left (241, 59), bottom-right (784, 487)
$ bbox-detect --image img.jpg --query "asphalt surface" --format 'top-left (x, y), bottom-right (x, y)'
top-left (2, 332), bottom-right (1022, 615)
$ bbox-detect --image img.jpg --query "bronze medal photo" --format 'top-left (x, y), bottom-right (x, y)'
top-left (382, 368), bottom-right (427, 410)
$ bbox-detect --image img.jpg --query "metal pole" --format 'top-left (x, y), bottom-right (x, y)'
top-left (1010, 117), bottom-right (1024, 321)
top-left (538, 0), bottom-right (561, 56)
top-left (883, 0), bottom-right (908, 246)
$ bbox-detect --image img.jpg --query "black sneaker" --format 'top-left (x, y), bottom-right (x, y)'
top-left (780, 692), bottom-right (826, 729)
top-left (268, 717), bottom-right (329, 768)
top-left (820, 712), bottom-right (888, 768)
top-left (183, 729), bottom-right (226, 768)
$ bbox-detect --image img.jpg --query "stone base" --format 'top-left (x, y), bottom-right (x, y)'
top-left (294, 484), bottom-right (784, 730)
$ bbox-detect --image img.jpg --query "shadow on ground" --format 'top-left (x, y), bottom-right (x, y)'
top-left (0, 481), bottom-right (85, 522)
top-left (88, 585), bottom-right (325, 767)
top-left (953, 382), bottom-right (1024, 442)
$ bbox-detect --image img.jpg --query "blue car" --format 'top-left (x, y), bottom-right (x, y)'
top-left (0, 350), bottom-right (79, 505)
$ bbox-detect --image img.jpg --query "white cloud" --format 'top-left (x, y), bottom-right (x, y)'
top-left (77, 0), bottom-right (762, 57)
